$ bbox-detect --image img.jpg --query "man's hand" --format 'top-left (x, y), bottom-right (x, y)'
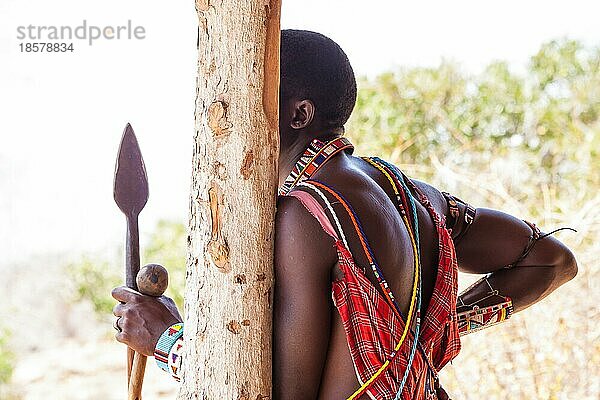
top-left (112, 286), bottom-right (182, 356)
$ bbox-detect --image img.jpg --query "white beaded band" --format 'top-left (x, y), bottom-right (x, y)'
top-left (154, 323), bottom-right (184, 377)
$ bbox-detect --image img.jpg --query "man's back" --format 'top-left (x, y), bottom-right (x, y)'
top-left (313, 152), bottom-right (442, 321)
top-left (275, 150), bottom-right (455, 399)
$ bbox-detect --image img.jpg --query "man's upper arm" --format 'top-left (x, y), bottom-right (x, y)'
top-left (452, 207), bottom-right (575, 275)
top-left (273, 196), bottom-right (338, 400)
top-left (412, 179), bottom-right (575, 276)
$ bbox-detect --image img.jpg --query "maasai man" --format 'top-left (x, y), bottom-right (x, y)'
top-left (112, 30), bottom-right (578, 399)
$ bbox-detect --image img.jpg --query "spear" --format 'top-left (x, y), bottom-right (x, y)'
top-left (113, 123), bottom-right (149, 400)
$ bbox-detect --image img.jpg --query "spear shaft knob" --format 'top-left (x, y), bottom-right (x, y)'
top-left (136, 264), bottom-right (169, 297)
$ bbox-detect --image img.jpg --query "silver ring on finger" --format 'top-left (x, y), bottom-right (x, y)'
top-left (113, 316), bottom-right (123, 332)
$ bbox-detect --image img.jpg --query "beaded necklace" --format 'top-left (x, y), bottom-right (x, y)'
top-left (278, 137), bottom-right (353, 196)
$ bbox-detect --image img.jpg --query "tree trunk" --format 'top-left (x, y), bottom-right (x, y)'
top-left (178, 0), bottom-right (280, 399)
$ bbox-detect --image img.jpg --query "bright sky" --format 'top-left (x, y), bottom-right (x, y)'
top-left (1, 0), bottom-right (599, 266)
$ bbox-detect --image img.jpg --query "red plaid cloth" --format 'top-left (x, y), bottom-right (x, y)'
top-left (288, 184), bottom-right (461, 400)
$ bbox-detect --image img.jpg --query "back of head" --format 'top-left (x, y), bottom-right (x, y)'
top-left (280, 29), bottom-right (357, 131)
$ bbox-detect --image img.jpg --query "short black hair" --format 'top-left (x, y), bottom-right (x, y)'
top-left (281, 29), bottom-right (357, 129)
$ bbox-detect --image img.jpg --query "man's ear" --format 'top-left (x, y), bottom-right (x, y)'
top-left (290, 100), bottom-right (315, 130)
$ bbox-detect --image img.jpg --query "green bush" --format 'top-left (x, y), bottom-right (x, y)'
top-left (67, 257), bottom-right (121, 315)
top-left (142, 220), bottom-right (187, 309)
top-left (348, 39), bottom-right (600, 210)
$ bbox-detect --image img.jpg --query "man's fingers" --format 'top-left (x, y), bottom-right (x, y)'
top-left (111, 286), bottom-right (142, 303)
top-left (113, 302), bottom-right (125, 317)
top-left (115, 331), bottom-right (130, 345)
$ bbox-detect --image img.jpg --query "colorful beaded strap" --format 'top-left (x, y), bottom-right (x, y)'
top-left (364, 157), bottom-right (424, 398)
top-left (278, 137), bottom-right (354, 196)
top-left (296, 181), bottom-right (350, 249)
top-left (302, 179), bottom-right (421, 400)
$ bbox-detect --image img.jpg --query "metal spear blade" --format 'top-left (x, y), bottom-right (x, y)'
top-left (114, 123), bottom-right (149, 217)
top-left (113, 122), bottom-right (149, 289)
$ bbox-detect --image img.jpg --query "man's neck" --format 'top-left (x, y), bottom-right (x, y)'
top-left (278, 129), bottom-right (344, 188)
top-left (278, 137), bottom-right (312, 188)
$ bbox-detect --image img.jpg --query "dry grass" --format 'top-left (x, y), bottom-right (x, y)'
top-left (396, 157), bottom-right (599, 400)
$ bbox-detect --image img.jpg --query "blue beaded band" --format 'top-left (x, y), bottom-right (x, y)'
top-left (154, 323), bottom-right (184, 373)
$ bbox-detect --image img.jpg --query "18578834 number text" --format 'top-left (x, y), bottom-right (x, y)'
top-left (19, 42), bottom-right (74, 52)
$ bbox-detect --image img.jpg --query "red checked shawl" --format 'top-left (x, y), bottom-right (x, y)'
top-left (287, 183), bottom-right (461, 400)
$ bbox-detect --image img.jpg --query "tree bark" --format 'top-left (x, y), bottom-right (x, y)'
top-left (179, 0), bottom-right (280, 399)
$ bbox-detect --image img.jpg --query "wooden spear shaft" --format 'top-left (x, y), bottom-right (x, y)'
top-left (125, 217), bottom-right (140, 384)
top-left (125, 216), bottom-right (147, 400)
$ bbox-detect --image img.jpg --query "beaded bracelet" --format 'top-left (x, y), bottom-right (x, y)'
top-left (457, 298), bottom-right (514, 336)
top-left (154, 323), bottom-right (184, 375)
top-left (167, 335), bottom-right (184, 381)
top-left (441, 191), bottom-right (476, 243)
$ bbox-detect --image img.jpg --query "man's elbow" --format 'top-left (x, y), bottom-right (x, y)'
top-left (556, 247), bottom-right (578, 283)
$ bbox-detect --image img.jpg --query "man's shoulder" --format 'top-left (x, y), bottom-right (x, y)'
top-left (275, 193), bottom-right (332, 242)
top-left (274, 193), bottom-right (339, 273)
